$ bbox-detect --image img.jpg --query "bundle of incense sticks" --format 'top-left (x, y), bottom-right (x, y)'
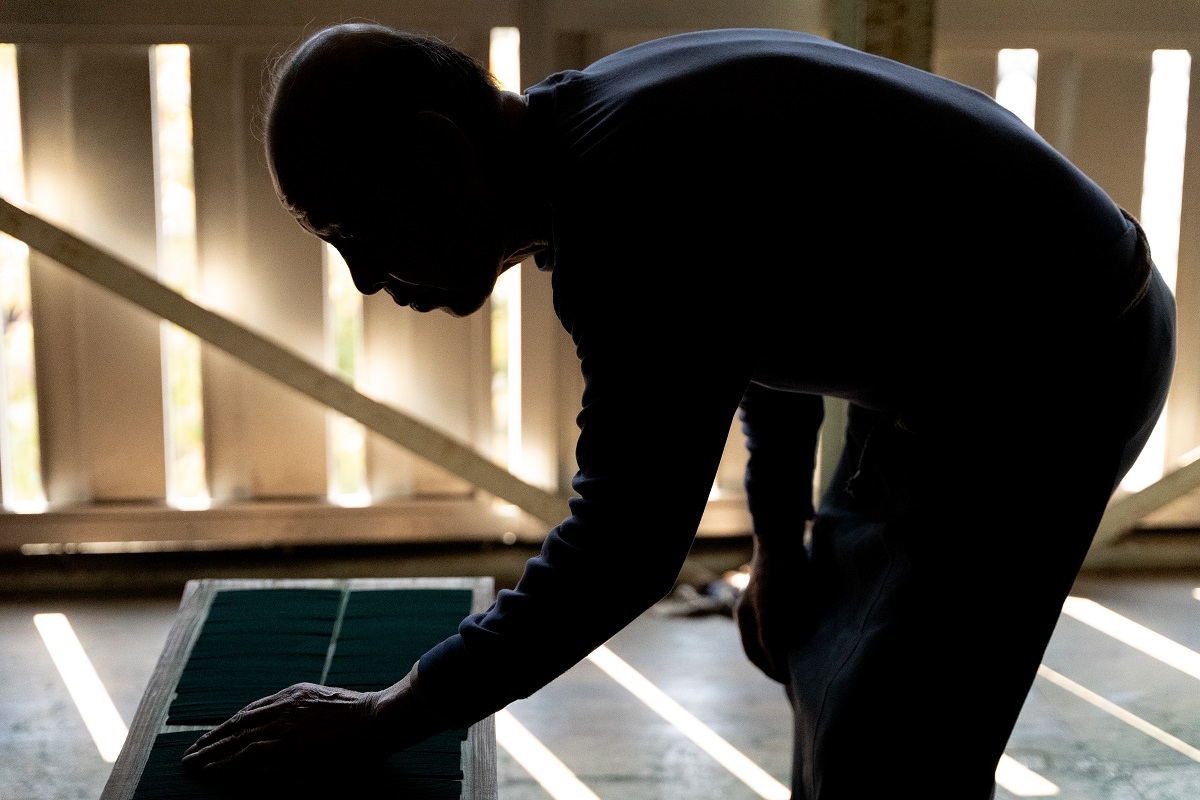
top-left (130, 586), bottom-right (474, 800)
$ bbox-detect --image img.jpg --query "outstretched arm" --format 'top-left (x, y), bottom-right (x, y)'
top-left (180, 258), bottom-right (760, 778)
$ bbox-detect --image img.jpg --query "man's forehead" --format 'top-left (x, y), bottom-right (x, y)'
top-left (289, 204), bottom-right (339, 238)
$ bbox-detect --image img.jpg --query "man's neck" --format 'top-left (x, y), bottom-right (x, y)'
top-left (494, 91), bottom-right (551, 263)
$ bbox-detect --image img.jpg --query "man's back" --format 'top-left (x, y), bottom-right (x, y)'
top-left (532, 28), bottom-right (1126, 261)
top-left (527, 27), bottom-right (1134, 406)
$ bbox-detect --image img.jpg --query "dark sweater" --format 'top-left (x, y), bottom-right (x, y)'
top-left (417, 27), bottom-right (1134, 726)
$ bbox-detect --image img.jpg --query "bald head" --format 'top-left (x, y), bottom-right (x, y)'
top-left (263, 22), bottom-right (502, 233)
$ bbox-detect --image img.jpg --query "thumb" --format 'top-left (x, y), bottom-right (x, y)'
top-left (735, 595), bottom-right (788, 684)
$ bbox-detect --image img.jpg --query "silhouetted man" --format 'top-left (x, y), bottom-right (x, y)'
top-left (183, 24), bottom-right (1176, 799)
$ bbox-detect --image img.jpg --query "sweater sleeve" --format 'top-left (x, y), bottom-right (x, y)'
top-left (738, 383), bottom-right (824, 542)
top-left (415, 264), bottom-right (759, 728)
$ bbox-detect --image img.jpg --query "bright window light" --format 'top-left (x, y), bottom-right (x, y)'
top-left (323, 243), bottom-right (369, 506)
top-left (151, 44), bottom-right (209, 510)
top-left (995, 754), bottom-right (1060, 796)
top-left (1140, 50), bottom-right (1190, 295)
top-left (496, 709), bottom-right (601, 800)
top-left (1038, 664), bottom-right (1200, 762)
top-left (489, 27), bottom-right (521, 93)
top-left (995, 48), bottom-right (1039, 128)
top-left (587, 644), bottom-right (790, 800)
top-left (34, 613), bottom-right (128, 763)
top-left (0, 43), bottom-right (46, 514)
top-left (490, 271), bottom-right (520, 469)
top-left (489, 27), bottom-right (525, 480)
top-left (1122, 49), bottom-right (1191, 494)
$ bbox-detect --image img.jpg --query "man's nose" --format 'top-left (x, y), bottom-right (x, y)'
top-left (350, 269), bottom-right (387, 295)
top-left (331, 240), bottom-right (386, 295)
top-left (344, 256), bottom-right (387, 295)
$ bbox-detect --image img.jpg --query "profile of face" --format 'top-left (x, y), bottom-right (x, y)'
top-left (294, 180), bottom-right (508, 318)
top-left (266, 27), bottom-right (511, 317)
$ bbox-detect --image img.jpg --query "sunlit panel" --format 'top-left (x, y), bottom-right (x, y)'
top-left (490, 27), bottom-right (521, 93)
top-left (1038, 664), bottom-right (1200, 762)
top-left (323, 244), bottom-right (369, 506)
top-left (34, 613), bottom-right (128, 763)
top-left (995, 754), bottom-right (1059, 796)
top-left (995, 48), bottom-right (1039, 128)
top-left (496, 709), bottom-right (601, 800)
top-left (1123, 49), bottom-right (1191, 493)
top-left (0, 43), bottom-right (46, 513)
top-left (1062, 596), bottom-right (1200, 680)
top-left (587, 644), bottom-right (790, 800)
top-left (151, 44), bottom-right (209, 509)
top-left (23, 539), bottom-right (237, 555)
top-left (1140, 50), bottom-right (1190, 295)
top-left (489, 27), bottom-right (524, 479)
top-left (490, 269), bottom-right (520, 469)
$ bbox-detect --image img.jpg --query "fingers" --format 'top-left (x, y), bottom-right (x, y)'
top-left (740, 628), bottom-right (780, 680)
top-left (185, 701), bottom-right (274, 751)
top-left (183, 732), bottom-right (284, 775)
top-left (182, 690), bottom-right (304, 774)
top-left (182, 709), bottom-right (280, 774)
top-left (735, 597), bottom-right (789, 684)
top-left (180, 682), bottom-right (383, 779)
top-left (236, 688), bottom-right (294, 713)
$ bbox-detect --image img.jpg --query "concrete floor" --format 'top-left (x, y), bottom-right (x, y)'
top-left (3, 568), bottom-right (1200, 799)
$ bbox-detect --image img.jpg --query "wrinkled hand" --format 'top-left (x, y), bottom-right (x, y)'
top-left (734, 536), bottom-right (813, 684)
top-left (181, 682), bottom-right (389, 778)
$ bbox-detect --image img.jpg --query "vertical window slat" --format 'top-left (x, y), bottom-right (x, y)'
top-left (0, 43), bottom-right (47, 513)
top-left (996, 48), bottom-right (1039, 128)
top-left (1123, 49), bottom-right (1191, 493)
top-left (151, 43), bottom-right (209, 509)
top-left (489, 27), bottom-right (523, 480)
top-left (324, 243), bottom-right (369, 506)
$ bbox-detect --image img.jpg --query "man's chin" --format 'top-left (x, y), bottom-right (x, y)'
top-left (444, 295), bottom-right (489, 317)
top-left (404, 290), bottom-right (487, 317)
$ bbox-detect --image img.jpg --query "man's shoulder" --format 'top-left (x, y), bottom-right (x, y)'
top-left (582, 28), bottom-right (848, 76)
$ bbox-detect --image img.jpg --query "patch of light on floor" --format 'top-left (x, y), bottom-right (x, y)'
top-left (995, 754), bottom-right (1060, 796)
top-left (586, 644), bottom-right (790, 800)
top-left (495, 709), bottom-right (600, 800)
top-left (33, 612), bottom-right (128, 762)
top-left (1038, 664), bottom-right (1200, 762)
top-left (1062, 596), bottom-right (1200, 680)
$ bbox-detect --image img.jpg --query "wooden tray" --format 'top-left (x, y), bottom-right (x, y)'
top-left (101, 577), bottom-right (497, 800)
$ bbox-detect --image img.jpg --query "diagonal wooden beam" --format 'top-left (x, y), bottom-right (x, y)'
top-left (0, 195), bottom-right (570, 527)
top-left (1082, 532), bottom-right (1200, 571)
top-left (1088, 454), bottom-right (1200, 559)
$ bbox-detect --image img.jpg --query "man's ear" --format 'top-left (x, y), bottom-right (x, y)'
top-left (409, 110), bottom-right (475, 186)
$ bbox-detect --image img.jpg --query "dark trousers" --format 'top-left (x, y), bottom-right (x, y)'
top-left (785, 266), bottom-right (1176, 799)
